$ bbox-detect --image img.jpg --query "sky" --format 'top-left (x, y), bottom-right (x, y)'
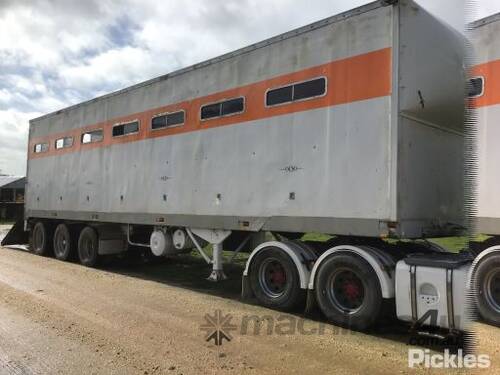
top-left (0, 0), bottom-right (492, 176)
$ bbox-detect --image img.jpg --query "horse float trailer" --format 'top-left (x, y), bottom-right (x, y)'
top-left (4, 0), bottom-right (475, 332)
top-left (467, 14), bottom-right (500, 327)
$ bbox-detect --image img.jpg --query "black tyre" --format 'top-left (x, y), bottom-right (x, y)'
top-left (30, 221), bottom-right (53, 256)
top-left (53, 224), bottom-right (76, 261)
top-left (78, 226), bottom-right (99, 267)
top-left (249, 247), bottom-right (305, 311)
top-left (314, 253), bottom-right (382, 331)
top-left (474, 254), bottom-right (500, 327)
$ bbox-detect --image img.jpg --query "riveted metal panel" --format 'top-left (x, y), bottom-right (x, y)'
top-left (27, 99), bottom-right (394, 232)
top-left (26, 1), bottom-right (465, 238)
top-left (395, 0), bottom-right (465, 236)
top-left (471, 16), bottom-right (500, 235)
top-left (470, 16), bottom-right (500, 65)
top-left (476, 104), bottom-right (500, 233)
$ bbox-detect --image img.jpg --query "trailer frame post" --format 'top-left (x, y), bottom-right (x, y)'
top-left (209, 242), bottom-right (227, 281)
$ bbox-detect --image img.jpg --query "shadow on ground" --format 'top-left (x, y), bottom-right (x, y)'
top-left (96, 249), bottom-right (469, 354)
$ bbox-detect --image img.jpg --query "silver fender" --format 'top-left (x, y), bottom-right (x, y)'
top-left (307, 245), bottom-right (396, 299)
top-left (243, 241), bottom-right (317, 289)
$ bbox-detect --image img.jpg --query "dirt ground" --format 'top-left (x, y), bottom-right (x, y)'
top-left (0, 226), bottom-right (497, 374)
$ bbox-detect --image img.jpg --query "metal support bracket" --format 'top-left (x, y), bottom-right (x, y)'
top-left (228, 234), bottom-right (252, 263)
top-left (186, 228), bottom-right (212, 264)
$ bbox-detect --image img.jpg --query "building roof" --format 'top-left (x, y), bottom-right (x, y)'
top-left (0, 176), bottom-right (26, 189)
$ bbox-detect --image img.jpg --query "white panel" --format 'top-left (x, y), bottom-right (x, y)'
top-left (471, 18), bottom-right (500, 65)
top-left (397, 117), bottom-right (464, 237)
top-left (477, 105), bottom-right (500, 220)
top-left (398, 0), bottom-right (465, 134)
top-left (28, 97), bottom-right (392, 222)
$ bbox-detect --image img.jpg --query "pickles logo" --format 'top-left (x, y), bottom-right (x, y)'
top-left (200, 310), bottom-right (237, 346)
top-left (408, 349), bottom-right (491, 369)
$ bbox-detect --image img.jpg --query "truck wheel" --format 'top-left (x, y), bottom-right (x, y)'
top-left (78, 227), bottom-right (99, 267)
top-left (314, 254), bottom-right (382, 331)
top-left (30, 221), bottom-right (53, 256)
top-left (474, 254), bottom-right (500, 327)
top-left (53, 224), bottom-right (75, 261)
top-left (249, 246), bottom-right (305, 311)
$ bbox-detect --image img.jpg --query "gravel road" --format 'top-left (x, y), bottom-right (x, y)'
top-left (0, 238), bottom-right (496, 374)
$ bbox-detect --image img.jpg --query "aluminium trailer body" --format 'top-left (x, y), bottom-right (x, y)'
top-left (20, 0), bottom-right (470, 331)
top-left (26, 0), bottom-right (464, 239)
top-left (468, 14), bottom-right (500, 327)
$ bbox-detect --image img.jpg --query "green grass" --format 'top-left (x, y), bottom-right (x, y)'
top-left (302, 232), bottom-right (333, 242)
top-left (427, 237), bottom-right (467, 253)
top-left (429, 234), bottom-right (493, 253)
top-left (265, 232), bottom-right (492, 254)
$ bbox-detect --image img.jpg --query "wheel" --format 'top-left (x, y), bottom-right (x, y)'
top-left (314, 253), bottom-right (382, 331)
top-left (249, 246), bottom-right (305, 311)
top-left (78, 226), bottom-right (99, 267)
top-left (53, 224), bottom-right (76, 261)
top-left (30, 221), bottom-right (53, 256)
top-left (474, 254), bottom-right (500, 327)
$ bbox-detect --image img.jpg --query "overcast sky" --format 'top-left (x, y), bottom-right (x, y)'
top-left (0, 0), bottom-right (492, 175)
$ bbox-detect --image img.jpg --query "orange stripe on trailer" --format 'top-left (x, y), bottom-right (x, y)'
top-left (472, 59), bottom-right (500, 108)
top-left (29, 47), bottom-right (392, 159)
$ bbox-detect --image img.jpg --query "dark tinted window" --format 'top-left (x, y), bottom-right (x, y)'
top-left (221, 98), bottom-right (244, 116)
top-left (201, 97), bottom-right (245, 120)
top-left (201, 103), bottom-right (222, 120)
top-left (167, 111), bottom-right (185, 126)
top-left (467, 77), bottom-right (484, 98)
top-left (81, 129), bottom-right (104, 144)
top-left (293, 78), bottom-right (326, 101)
top-left (266, 86), bottom-right (293, 106)
top-left (266, 77), bottom-right (326, 106)
top-left (152, 111), bottom-right (185, 130)
top-left (113, 121), bottom-right (139, 137)
top-left (152, 115), bottom-right (167, 130)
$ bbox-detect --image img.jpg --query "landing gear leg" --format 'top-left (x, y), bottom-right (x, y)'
top-left (186, 228), bottom-right (232, 282)
top-left (207, 243), bottom-right (227, 281)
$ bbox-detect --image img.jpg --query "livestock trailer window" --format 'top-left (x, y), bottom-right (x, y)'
top-left (201, 103), bottom-right (222, 120)
top-left (201, 97), bottom-right (245, 120)
top-left (34, 143), bottom-right (49, 153)
top-left (467, 77), bottom-right (484, 98)
top-left (112, 121), bottom-right (139, 137)
top-left (266, 77), bottom-right (326, 106)
top-left (266, 86), bottom-right (293, 106)
top-left (55, 137), bottom-right (74, 150)
top-left (81, 129), bottom-right (104, 144)
top-left (221, 98), bottom-right (244, 116)
top-left (293, 78), bottom-right (327, 101)
top-left (152, 110), bottom-right (185, 130)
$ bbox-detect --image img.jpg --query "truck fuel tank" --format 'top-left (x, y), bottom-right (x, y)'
top-left (396, 253), bottom-right (473, 332)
